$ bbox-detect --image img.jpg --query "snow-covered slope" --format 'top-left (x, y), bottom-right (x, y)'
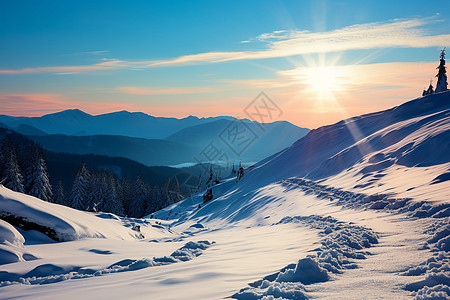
top-left (1, 92), bottom-right (449, 299)
top-left (245, 90), bottom-right (450, 203)
top-left (0, 186), bottom-right (168, 243)
top-left (150, 91), bottom-right (450, 298)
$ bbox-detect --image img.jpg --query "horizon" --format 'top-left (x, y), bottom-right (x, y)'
top-left (1, 0), bottom-right (450, 128)
top-left (0, 90), bottom-right (419, 130)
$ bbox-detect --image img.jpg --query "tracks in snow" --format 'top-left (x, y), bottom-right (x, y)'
top-left (232, 178), bottom-right (450, 299)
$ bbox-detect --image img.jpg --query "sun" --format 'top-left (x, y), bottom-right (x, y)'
top-left (306, 65), bottom-right (348, 96)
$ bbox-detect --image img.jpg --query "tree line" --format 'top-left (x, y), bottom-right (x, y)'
top-left (0, 129), bottom-right (183, 218)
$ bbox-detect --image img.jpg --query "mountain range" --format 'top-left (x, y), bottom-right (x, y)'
top-left (0, 110), bottom-right (309, 167)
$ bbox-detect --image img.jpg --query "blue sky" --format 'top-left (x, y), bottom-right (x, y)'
top-left (1, 0), bottom-right (449, 128)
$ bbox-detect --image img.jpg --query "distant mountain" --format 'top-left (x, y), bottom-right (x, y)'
top-left (0, 122), bottom-right (47, 136)
top-left (15, 124), bottom-right (47, 136)
top-left (3, 109), bottom-right (309, 167)
top-left (0, 109), bottom-right (236, 139)
top-left (167, 119), bottom-right (310, 163)
top-left (28, 119), bottom-right (309, 167)
top-left (29, 134), bottom-right (198, 166)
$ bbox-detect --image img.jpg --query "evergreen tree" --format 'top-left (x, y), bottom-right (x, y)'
top-left (206, 165), bottom-right (213, 187)
top-left (146, 185), bottom-right (168, 215)
top-left (89, 173), bottom-right (106, 211)
top-left (54, 180), bottom-right (67, 205)
top-left (436, 49), bottom-right (448, 93)
top-left (119, 178), bottom-right (134, 216)
top-left (195, 174), bottom-right (203, 193)
top-left (70, 163), bottom-right (91, 210)
top-left (25, 146), bottom-right (53, 202)
top-left (128, 175), bottom-right (148, 218)
top-left (99, 174), bottom-right (124, 216)
top-left (167, 177), bottom-right (183, 205)
top-left (236, 162), bottom-right (244, 182)
top-left (0, 137), bottom-right (24, 193)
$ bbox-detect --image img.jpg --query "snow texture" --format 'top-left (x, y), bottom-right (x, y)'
top-left (0, 219), bottom-right (37, 265)
top-left (232, 215), bottom-right (378, 299)
top-left (0, 185), bottom-right (158, 242)
top-left (0, 240), bottom-right (213, 287)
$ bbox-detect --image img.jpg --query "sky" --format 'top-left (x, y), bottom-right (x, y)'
top-left (1, 0), bottom-right (450, 129)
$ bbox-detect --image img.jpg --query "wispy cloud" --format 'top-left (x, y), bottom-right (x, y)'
top-left (151, 17), bottom-right (450, 66)
top-left (61, 50), bottom-right (109, 56)
top-left (0, 59), bottom-right (135, 75)
top-left (116, 86), bottom-right (214, 95)
top-left (1, 17), bottom-right (449, 75)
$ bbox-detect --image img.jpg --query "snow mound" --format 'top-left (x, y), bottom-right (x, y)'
top-left (0, 186), bottom-right (159, 242)
top-left (232, 215), bottom-right (378, 299)
top-left (275, 257), bottom-right (329, 284)
top-left (0, 219), bottom-right (37, 265)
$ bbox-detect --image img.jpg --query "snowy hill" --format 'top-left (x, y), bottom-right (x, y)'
top-left (0, 92), bottom-right (449, 299)
top-left (0, 186), bottom-right (169, 265)
top-left (242, 90), bottom-right (450, 203)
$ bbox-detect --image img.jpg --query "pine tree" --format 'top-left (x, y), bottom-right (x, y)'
top-left (168, 177), bottom-right (183, 205)
top-left (436, 49), bottom-right (448, 93)
top-left (99, 174), bottom-right (124, 216)
top-left (128, 175), bottom-right (148, 218)
top-left (146, 185), bottom-right (167, 215)
top-left (70, 163), bottom-right (91, 210)
top-left (236, 162), bottom-right (244, 182)
top-left (119, 178), bottom-right (134, 215)
top-left (54, 180), bottom-right (67, 205)
top-left (0, 138), bottom-right (24, 193)
top-left (25, 146), bottom-right (53, 202)
top-left (206, 165), bottom-right (213, 187)
top-left (195, 174), bottom-right (203, 193)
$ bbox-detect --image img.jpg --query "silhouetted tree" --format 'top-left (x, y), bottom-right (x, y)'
top-left (436, 49), bottom-right (448, 93)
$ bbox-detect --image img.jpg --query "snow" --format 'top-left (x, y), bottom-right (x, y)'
top-left (0, 186), bottom-right (167, 242)
top-left (0, 219), bottom-right (37, 265)
top-left (0, 92), bottom-right (449, 299)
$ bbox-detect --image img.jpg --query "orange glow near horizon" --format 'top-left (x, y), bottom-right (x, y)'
top-left (0, 61), bottom-right (439, 129)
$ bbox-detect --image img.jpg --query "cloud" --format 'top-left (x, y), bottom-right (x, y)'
top-left (61, 50), bottom-right (109, 56)
top-left (147, 17), bottom-right (450, 66)
top-left (116, 86), bottom-right (214, 95)
top-left (1, 17), bottom-right (449, 74)
top-left (0, 59), bottom-right (144, 75)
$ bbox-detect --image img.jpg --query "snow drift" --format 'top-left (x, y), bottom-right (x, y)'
top-left (0, 185), bottom-right (157, 242)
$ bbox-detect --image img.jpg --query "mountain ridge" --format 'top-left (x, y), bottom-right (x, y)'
top-left (0, 109), bottom-right (285, 140)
